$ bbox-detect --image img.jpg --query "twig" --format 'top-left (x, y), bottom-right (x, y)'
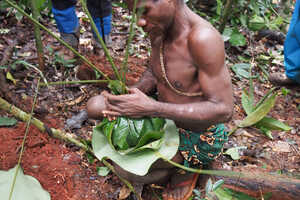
top-left (121, 0), bottom-right (139, 93)
top-left (219, 0), bottom-right (234, 33)
top-left (40, 80), bottom-right (109, 86)
top-left (4, 0), bottom-right (111, 81)
top-left (0, 96), bottom-right (138, 198)
top-left (30, 0), bottom-right (45, 71)
top-left (79, 0), bottom-right (121, 82)
top-left (9, 78), bottom-right (40, 200)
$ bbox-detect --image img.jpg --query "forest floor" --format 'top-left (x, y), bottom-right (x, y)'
top-left (0, 4), bottom-right (300, 200)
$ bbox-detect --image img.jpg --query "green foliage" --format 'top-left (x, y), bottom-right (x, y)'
top-left (0, 117), bottom-right (17, 127)
top-left (239, 88), bottom-right (291, 139)
top-left (96, 166), bottom-right (110, 177)
top-left (224, 146), bottom-right (247, 160)
top-left (96, 117), bottom-right (166, 152)
top-left (92, 119), bottom-right (179, 176)
top-left (231, 63), bottom-right (252, 79)
top-left (193, 178), bottom-right (257, 200)
top-left (1, 0), bottom-right (52, 21)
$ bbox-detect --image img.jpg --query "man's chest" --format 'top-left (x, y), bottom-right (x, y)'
top-left (150, 45), bottom-right (198, 89)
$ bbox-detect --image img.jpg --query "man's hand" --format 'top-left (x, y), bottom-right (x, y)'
top-left (101, 88), bottom-right (156, 120)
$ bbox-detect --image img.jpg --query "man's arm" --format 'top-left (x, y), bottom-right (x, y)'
top-left (149, 28), bottom-right (234, 126)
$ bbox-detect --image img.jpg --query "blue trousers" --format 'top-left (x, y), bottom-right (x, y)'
top-left (51, 0), bottom-right (111, 37)
top-left (284, 0), bottom-right (300, 83)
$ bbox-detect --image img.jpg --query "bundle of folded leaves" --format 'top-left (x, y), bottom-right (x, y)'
top-left (92, 117), bottom-right (179, 176)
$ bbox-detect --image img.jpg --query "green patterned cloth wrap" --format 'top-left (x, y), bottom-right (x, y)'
top-left (179, 124), bottom-right (228, 168)
top-left (95, 117), bottom-right (166, 154)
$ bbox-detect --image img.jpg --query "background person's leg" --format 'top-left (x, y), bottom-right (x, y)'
top-left (87, 0), bottom-right (112, 47)
top-left (51, 0), bottom-right (79, 49)
top-left (284, 0), bottom-right (300, 84)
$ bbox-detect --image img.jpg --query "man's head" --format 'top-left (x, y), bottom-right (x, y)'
top-left (125, 0), bottom-right (184, 36)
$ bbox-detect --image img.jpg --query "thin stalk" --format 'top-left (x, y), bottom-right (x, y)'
top-left (219, 0), bottom-right (234, 33)
top-left (9, 79), bottom-right (40, 200)
top-left (30, 0), bottom-right (45, 71)
top-left (0, 96), bottom-right (138, 198)
top-left (79, 0), bottom-right (122, 83)
top-left (40, 79), bottom-right (109, 86)
top-left (4, 0), bottom-right (110, 81)
top-left (121, 0), bottom-right (139, 93)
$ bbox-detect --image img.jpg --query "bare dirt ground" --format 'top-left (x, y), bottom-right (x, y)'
top-left (0, 4), bottom-right (300, 200)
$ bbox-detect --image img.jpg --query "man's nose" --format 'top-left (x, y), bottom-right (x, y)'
top-left (137, 18), bottom-right (147, 27)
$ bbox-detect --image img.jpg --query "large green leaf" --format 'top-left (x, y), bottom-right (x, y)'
top-left (112, 118), bottom-right (129, 150)
top-left (231, 63), bottom-right (251, 80)
top-left (0, 117), bottom-right (17, 127)
top-left (256, 117), bottom-right (291, 131)
top-left (92, 120), bottom-right (179, 176)
top-left (238, 93), bottom-right (277, 128)
top-left (0, 165), bottom-right (51, 200)
top-left (229, 30), bottom-right (247, 47)
top-left (241, 90), bottom-right (254, 115)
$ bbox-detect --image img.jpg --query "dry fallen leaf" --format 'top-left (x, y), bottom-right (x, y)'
top-left (118, 185), bottom-right (131, 200)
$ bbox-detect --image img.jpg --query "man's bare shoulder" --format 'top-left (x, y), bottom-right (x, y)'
top-left (187, 21), bottom-right (225, 72)
top-left (188, 21), bottom-right (223, 51)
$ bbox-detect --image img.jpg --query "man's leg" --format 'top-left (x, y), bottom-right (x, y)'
top-left (87, 0), bottom-right (112, 49)
top-left (51, 0), bottom-right (79, 59)
top-left (269, 0), bottom-right (300, 86)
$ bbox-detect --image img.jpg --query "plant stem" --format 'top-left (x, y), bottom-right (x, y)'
top-left (40, 79), bottom-right (109, 86)
top-left (9, 78), bottom-right (40, 200)
top-left (121, 0), bottom-right (139, 93)
top-left (0, 96), bottom-right (139, 198)
top-left (79, 0), bottom-right (121, 82)
top-left (30, 0), bottom-right (45, 71)
top-left (219, 0), bottom-right (234, 33)
top-left (4, 0), bottom-right (110, 81)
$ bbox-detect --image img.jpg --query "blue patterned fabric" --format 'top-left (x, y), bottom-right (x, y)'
top-left (284, 0), bottom-right (300, 84)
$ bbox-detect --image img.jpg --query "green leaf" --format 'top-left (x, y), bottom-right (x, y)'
top-left (238, 93), bottom-right (277, 127)
top-left (224, 146), bottom-right (247, 160)
top-left (151, 118), bottom-right (166, 131)
top-left (231, 63), bottom-right (251, 80)
top-left (205, 178), bottom-right (213, 194)
top-left (229, 30), bottom-right (246, 46)
top-left (96, 166), bottom-right (110, 177)
top-left (92, 120), bottom-right (179, 176)
top-left (212, 180), bottom-right (224, 191)
top-left (222, 27), bottom-right (233, 42)
top-left (258, 126), bottom-right (273, 139)
top-left (135, 131), bottom-right (164, 149)
top-left (126, 119), bottom-right (140, 147)
top-left (0, 117), bottom-right (17, 127)
top-left (108, 80), bottom-right (123, 95)
top-left (241, 90), bottom-right (254, 115)
top-left (0, 166), bottom-right (51, 200)
top-left (256, 117), bottom-right (291, 131)
top-left (6, 71), bottom-right (17, 85)
top-left (248, 15), bottom-right (266, 31)
top-left (214, 187), bottom-right (255, 200)
top-left (112, 118), bottom-right (129, 150)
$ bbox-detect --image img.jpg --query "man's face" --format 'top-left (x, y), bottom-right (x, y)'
top-left (131, 0), bottom-right (176, 36)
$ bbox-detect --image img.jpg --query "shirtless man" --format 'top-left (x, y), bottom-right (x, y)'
top-left (87, 0), bottom-right (233, 199)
